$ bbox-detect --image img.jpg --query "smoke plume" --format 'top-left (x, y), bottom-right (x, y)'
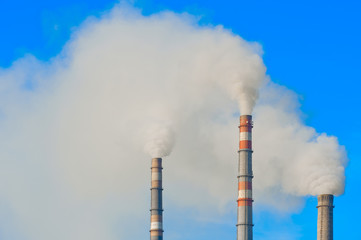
top-left (252, 83), bottom-right (347, 211)
top-left (0, 4), bottom-right (346, 240)
top-left (145, 124), bottom-right (175, 158)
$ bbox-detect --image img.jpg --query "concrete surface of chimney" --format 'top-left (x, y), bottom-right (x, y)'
top-left (237, 115), bottom-right (253, 240)
top-left (317, 194), bottom-right (334, 240)
top-left (150, 158), bottom-right (163, 240)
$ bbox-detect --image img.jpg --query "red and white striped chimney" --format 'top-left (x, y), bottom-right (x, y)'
top-left (237, 115), bottom-right (253, 240)
top-left (150, 158), bottom-right (163, 240)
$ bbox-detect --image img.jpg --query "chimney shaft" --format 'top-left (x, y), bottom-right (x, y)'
top-left (237, 115), bottom-right (253, 240)
top-left (317, 194), bottom-right (334, 240)
top-left (150, 158), bottom-right (163, 240)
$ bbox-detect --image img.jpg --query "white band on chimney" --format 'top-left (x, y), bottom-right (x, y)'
top-left (240, 132), bottom-right (252, 141)
top-left (150, 222), bottom-right (163, 230)
top-left (238, 189), bottom-right (252, 199)
top-left (151, 172), bottom-right (162, 181)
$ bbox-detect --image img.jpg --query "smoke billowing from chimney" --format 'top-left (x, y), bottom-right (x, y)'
top-left (219, 44), bottom-right (266, 115)
top-left (0, 3), bottom-right (347, 239)
top-left (145, 124), bottom-right (175, 158)
top-left (253, 83), bottom-right (347, 211)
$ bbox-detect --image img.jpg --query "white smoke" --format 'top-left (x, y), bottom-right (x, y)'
top-left (145, 123), bottom-right (175, 158)
top-left (221, 48), bottom-right (267, 115)
top-left (253, 83), bottom-right (347, 203)
top-left (0, 3), bottom-right (346, 240)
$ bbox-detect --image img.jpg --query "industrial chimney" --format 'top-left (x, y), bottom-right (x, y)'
top-left (317, 194), bottom-right (334, 240)
top-left (237, 115), bottom-right (253, 240)
top-left (150, 158), bottom-right (163, 240)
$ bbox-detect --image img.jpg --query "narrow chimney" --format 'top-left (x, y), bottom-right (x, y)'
top-left (317, 194), bottom-right (334, 240)
top-left (237, 115), bottom-right (253, 240)
top-left (150, 158), bottom-right (163, 240)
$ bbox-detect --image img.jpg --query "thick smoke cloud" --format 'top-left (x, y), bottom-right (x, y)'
top-left (252, 83), bottom-right (347, 211)
top-left (0, 4), bottom-right (346, 240)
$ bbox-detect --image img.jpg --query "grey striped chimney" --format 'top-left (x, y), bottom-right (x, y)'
top-left (317, 194), bottom-right (334, 240)
top-left (150, 158), bottom-right (163, 240)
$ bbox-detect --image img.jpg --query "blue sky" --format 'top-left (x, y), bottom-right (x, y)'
top-left (0, 0), bottom-right (360, 239)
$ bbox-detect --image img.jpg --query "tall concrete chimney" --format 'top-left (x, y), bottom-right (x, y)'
top-left (150, 158), bottom-right (163, 240)
top-left (317, 194), bottom-right (334, 240)
top-left (237, 115), bottom-right (253, 240)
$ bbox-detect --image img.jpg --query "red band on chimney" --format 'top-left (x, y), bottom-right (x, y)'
top-left (237, 198), bottom-right (253, 207)
top-left (239, 140), bottom-right (252, 149)
top-left (238, 181), bottom-right (252, 190)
